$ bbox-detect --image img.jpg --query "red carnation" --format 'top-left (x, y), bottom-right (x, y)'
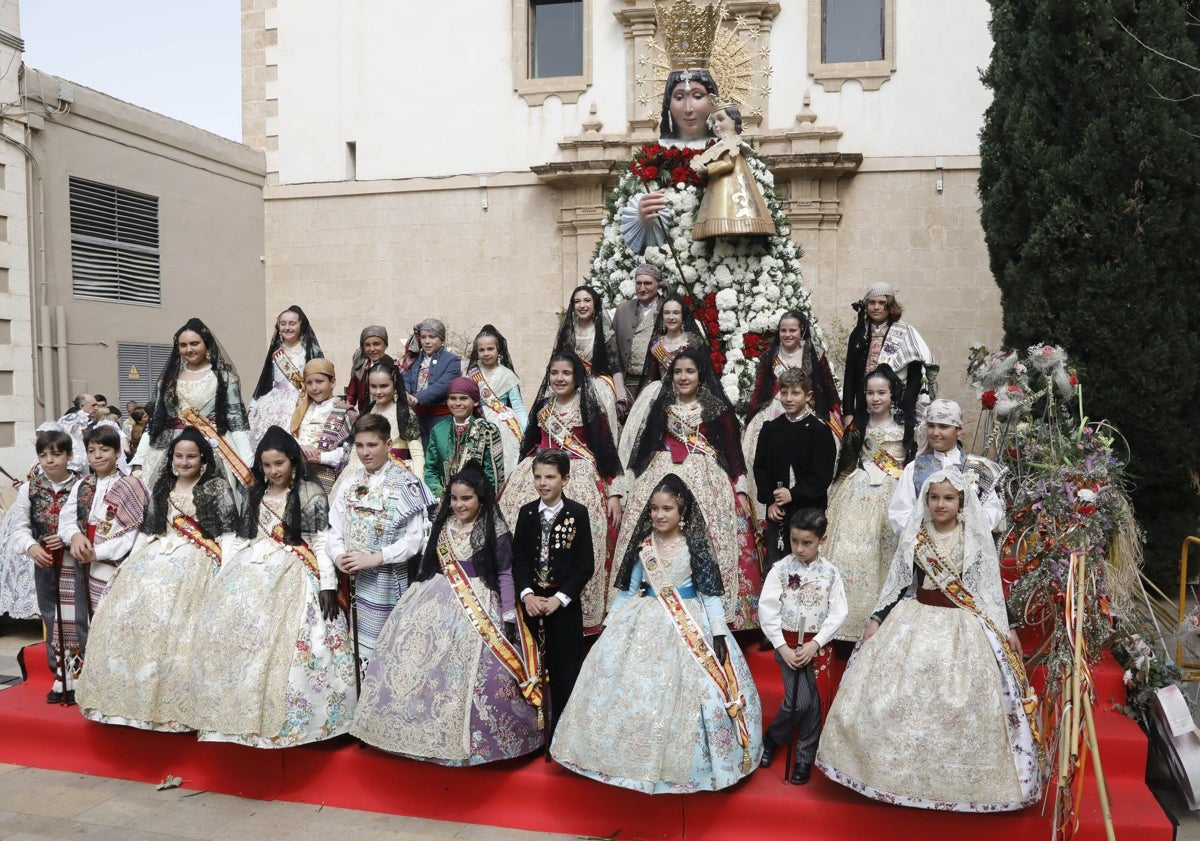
top-left (981, 389), bottom-right (997, 409)
top-left (1069, 373), bottom-right (1078, 386)
top-left (640, 165), bottom-right (659, 182)
top-left (671, 166), bottom-right (692, 185)
top-left (710, 351), bottom-right (726, 374)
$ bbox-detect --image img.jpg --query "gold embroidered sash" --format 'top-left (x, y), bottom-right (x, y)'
top-left (171, 512), bottom-right (222, 565)
top-left (643, 538), bottom-right (753, 773)
top-left (181, 407), bottom-right (255, 488)
top-left (871, 444), bottom-right (904, 479)
top-left (438, 532), bottom-right (544, 723)
top-left (272, 346), bottom-right (304, 390)
top-left (537, 403), bottom-right (597, 466)
top-left (666, 415), bottom-right (718, 460)
top-left (469, 369), bottom-right (522, 442)
top-left (915, 532), bottom-right (1043, 750)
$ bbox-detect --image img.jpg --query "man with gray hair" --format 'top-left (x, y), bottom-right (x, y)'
top-left (612, 264), bottom-right (667, 402)
top-left (57, 394), bottom-right (98, 472)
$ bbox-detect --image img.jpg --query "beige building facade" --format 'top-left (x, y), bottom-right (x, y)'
top-left (244, 0), bottom-right (1000, 427)
top-left (0, 58), bottom-right (266, 481)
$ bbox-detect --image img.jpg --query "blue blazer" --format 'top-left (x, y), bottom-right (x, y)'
top-left (402, 348), bottom-right (462, 407)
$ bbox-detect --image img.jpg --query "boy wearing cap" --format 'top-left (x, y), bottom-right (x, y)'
top-left (424, 377), bottom-right (506, 498)
top-left (887, 398), bottom-right (1005, 534)
top-left (291, 358), bottom-right (358, 495)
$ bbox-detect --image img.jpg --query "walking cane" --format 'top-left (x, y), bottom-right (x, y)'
top-left (784, 658), bottom-right (803, 783)
top-left (51, 547), bottom-right (70, 705)
top-left (537, 616), bottom-right (552, 762)
top-left (348, 571), bottom-right (362, 696)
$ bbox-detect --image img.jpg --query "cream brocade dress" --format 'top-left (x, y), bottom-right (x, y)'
top-left (77, 489), bottom-right (220, 731)
top-left (816, 526), bottom-right (1040, 811)
top-left (248, 343), bottom-right (307, 446)
top-left (186, 503), bottom-right (356, 748)
top-left (824, 421), bottom-right (905, 641)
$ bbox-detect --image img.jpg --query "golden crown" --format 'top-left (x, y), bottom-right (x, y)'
top-left (654, 0), bottom-right (723, 70)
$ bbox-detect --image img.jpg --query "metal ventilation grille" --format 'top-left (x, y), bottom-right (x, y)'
top-left (69, 176), bottom-right (161, 306)
top-left (117, 342), bottom-right (174, 406)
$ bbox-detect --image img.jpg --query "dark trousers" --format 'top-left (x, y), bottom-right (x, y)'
top-left (33, 561), bottom-right (90, 672)
top-left (765, 654), bottom-right (822, 768)
top-left (521, 586), bottom-right (585, 734)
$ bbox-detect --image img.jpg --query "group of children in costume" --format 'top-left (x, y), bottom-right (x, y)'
top-left (0, 282), bottom-right (1042, 814)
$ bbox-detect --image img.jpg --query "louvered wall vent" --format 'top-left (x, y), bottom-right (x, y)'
top-left (69, 176), bottom-right (161, 306)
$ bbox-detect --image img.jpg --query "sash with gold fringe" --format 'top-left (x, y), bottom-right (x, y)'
top-left (644, 538), bottom-right (753, 774)
top-left (537, 403), bottom-right (597, 466)
top-left (469, 369), bottom-right (523, 443)
top-left (437, 531), bottom-right (544, 725)
top-left (171, 512), bottom-right (222, 566)
top-left (915, 531), bottom-right (1043, 752)
top-left (666, 416), bottom-right (719, 460)
top-left (265, 510), bottom-right (349, 611)
top-left (871, 443), bottom-right (904, 479)
top-left (272, 346), bottom-right (305, 390)
top-left (181, 407), bottom-right (255, 488)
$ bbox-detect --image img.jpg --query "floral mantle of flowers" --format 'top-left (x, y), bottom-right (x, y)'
top-left (588, 141), bottom-right (828, 406)
top-left (967, 343), bottom-right (1144, 700)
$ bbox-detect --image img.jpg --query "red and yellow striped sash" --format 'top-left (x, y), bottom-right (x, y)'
top-left (438, 534), bottom-right (544, 722)
top-left (272, 346), bottom-right (305, 390)
top-left (871, 444), bottom-right (904, 479)
top-left (469, 369), bottom-right (523, 442)
top-left (181, 407), bottom-right (255, 488)
top-left (171, 513), bottom-right (222, 565)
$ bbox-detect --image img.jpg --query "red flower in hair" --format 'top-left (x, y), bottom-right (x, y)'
top-left (981, 390), bottom-right (997, 409)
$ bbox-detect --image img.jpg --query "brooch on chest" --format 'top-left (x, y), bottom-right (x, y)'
top-left (550, 515), bottom-right (577, 549)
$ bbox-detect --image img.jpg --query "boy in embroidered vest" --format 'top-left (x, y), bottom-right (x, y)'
top-left (10, 425), bottom-right (83, 703)
top-left (753, 369), bottom-right (838, 572)
top-left (424, 377), bottom-right (505, 499)
top-left (291, 358), bottom-right (358, 495)
top-left (757, 508), bottom-right (847, 785)
top-left (58, 423), bottom-right (148, 627)
top-left (327, 413), bottom-right (434, 673)
top-left (512, 449), bottom-right (593, 735)
top-left (887, 399), bottom-right (1005, 534)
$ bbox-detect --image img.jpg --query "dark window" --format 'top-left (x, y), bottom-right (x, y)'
top-left (530, 0), bottom-right (583, 78)
top-left (69, 176), bottom-right (161, 306)
top-left (116, 342), bottom-right (173, 406)
top-left (823, 0), bottom-right (884, 63)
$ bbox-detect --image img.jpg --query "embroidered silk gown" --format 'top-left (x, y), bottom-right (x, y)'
top-left (466, 364), bottom-right (527, 479)
top-left (76, 481), bottom-right (236, 731)
top-left (187, 493), bottom-right (356, 747)
top-left (613, 403), bottom-right (763, 630)
top-left (248, 343), bottom-right (308, 446)
top-left (552, 539), bottom-right (763, 793)
top-left (350, 521), bottom-right (542, 765)
top-left (824, 421), bottom-right (905, 641)
top-left (816, 525), bottom-right (1043, 811)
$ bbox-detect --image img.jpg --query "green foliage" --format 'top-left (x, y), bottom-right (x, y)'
top-left (979, 0), bottom-right (1200, 585)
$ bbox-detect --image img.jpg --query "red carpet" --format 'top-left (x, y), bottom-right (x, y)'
top-left (0, 641), bottom-right (1173, 840)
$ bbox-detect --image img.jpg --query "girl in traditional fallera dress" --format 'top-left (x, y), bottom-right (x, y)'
top-left (817, 469), bottom-right (1043, 811)
top-left (466, 324), bottom-right (527, 479)
top-left (344, 325), bottom-right (393, 414)
top-left (742, 310), bottom-right (842, 507)
top-left (248, 305), bottom-right (324, 445)
top-left (187, 426), bottom-right (356, 748)
top-left (132, 318), bottom-right (255, 497)
top-left (614, 348), bottom-right (762, 630)
top-left (553, 284), bottom-right (625, 434)
top-left (553, 473), bottom-right (762, 793)
top-left (351, 462), bottom-right (543, 765)
top-left (841, 283), bottom-right (933, 461)
top-left (499, 351), bottom-right (623, 633)
top-left (339, 358), bottom-right (424, 479)
top-left (824, 366), bottom-right (907, 645)
top-left (77, 428), bottom-right (237, 731)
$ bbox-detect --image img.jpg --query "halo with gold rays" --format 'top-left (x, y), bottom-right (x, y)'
top-left (636, 9), bottom-right (772, 128)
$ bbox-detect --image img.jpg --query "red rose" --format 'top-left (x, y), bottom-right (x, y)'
top-left (981, 389), bottom-right (997, 409)
top-left (671, 166), bottom-right (691, 185)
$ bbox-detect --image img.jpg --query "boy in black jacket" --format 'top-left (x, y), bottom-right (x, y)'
top-left (512, 449), bottom-right (594, 734)
top-left (753, 369), bottom-right (838, 573)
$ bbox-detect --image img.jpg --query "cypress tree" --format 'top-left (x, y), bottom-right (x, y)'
top-left (979, 0), bottom-right (1200, 583)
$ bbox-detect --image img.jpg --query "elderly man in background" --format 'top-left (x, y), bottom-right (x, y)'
top-left (57, 394), bottom-right (98, 472)
top-left (612, 264), bottom-right (667, 403)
